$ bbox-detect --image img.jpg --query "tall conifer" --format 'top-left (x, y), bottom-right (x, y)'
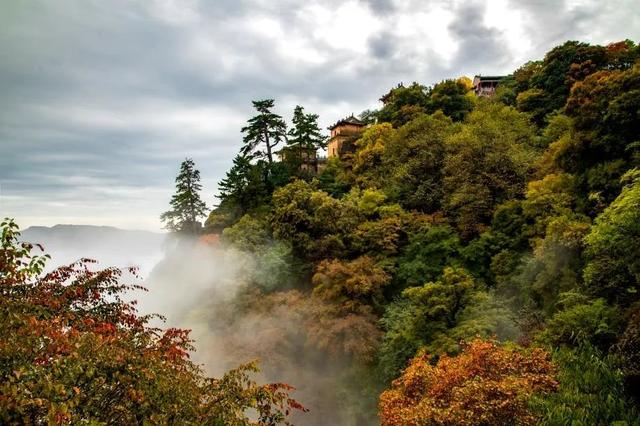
top-left (241, 99), bottom-right (287, 164)
top-left (161, 158), bottom-right (207, 235)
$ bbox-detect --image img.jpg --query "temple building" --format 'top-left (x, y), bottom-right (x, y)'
top-left (472, 75), bottom-right (506, 97)
top-left (277, 145), bottom-right (322, 173)
top-left (327, 115), bottom-right (365, 158)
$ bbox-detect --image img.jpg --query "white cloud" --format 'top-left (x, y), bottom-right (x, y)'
top-left (1, 0), bottom-right (639, 230)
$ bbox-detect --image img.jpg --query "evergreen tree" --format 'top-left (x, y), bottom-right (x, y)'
top-left (286, 105), bottom-right (326, 166)
top-left (160, 158), bottom-right (207, 235)
top-left (217, 154), bottom-right (263, 215)
top-left (241, 99), bottom-right (287, 164)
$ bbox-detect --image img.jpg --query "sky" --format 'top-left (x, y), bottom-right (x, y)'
top-left (1, 0), bottom-right (639, 231)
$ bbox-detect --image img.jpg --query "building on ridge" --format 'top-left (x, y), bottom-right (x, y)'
top-left (327, 115), bottom-right (365, 158)
top-left (472, 75), bottom-right (506, 97)
top-left (276, 145), bottom-right (322, 173)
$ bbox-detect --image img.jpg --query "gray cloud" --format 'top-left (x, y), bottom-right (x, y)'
top-left (448, 2), bottom-right (511, 74)
top-left (1, 0), bottom-right (639, 230)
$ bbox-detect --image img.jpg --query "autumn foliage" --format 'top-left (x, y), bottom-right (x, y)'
top-left (0, 219), bottom-right (304, 425)
top-left (378, 339), bottom-right (558, 426)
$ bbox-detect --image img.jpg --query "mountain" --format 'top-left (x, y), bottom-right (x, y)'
top-left (20, 224), bottom-right (166, 276)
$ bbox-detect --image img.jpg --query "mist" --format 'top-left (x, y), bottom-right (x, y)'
top-left (20, 224), bottom-right (166, 278)
top-left (139, 238), bottom-right (380, 425)
top-left (22, 224), bottom-right (379, 424)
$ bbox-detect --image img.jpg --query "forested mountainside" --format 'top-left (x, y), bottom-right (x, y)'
top-left (2, 39), bottom-right (640, 425)
top-left (202, 39), bottom-right (640, 425)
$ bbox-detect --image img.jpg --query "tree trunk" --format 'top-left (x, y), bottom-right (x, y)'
top-left (264, 127), bottom-right (273, 164)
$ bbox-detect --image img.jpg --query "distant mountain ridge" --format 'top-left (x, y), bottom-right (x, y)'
top-left (20, 224), bottom-right (166, 275)
top-left (22, 224), bottom-right (164, 243)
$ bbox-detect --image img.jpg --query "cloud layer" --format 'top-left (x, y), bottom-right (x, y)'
top-left (1, 0), bottom-right (639, 230)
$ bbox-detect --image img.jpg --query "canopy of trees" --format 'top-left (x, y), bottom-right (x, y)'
top-left (13, 38), bottom-right (640, 423)
top-left (0, 219), bottom-right (304, 424)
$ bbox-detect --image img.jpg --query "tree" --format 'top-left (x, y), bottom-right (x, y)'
top-left (443, 102), bottom-right (536, 238)
top-left (161, 158), bottom-right (208, 235)
top-left (616, 306), bottom-right (640, 398)
top-left (352, 123), bottom-right (396, 188)
top-left (564, 64), bottom-right (640, 206)
top-left (270, 180), bottom-right (359, 261)
top-left (535, 294), bottom-right (621, 350)
top-left (378, 268), bottom-right (476, 380)
top-left (529, 41), bottom-right (607, 117)
top-left (377, 82), bottom-right (431, 127)
top-left (312, 256), bottom-right (390, 309)
top-left (216, 154), bottom-right (269, 217)
top-left (427, 78), bottom-right (474, 122)
top-left (379, 339), bottom-right (557, 426)
top-left (221, 215), bottom-right (301, 291)
top-left (217, 154), bottom-right (254, 210)
top-left (285, 105), bottom-right (326, 168)
top-left (317, 157), bottom-right (350, 198)
top-left (530, 344), bottom-right (639, 425)
top-left (383, 112), bottom-right (453, 212)
top-left (513, 216), bottom-right (590, 313)
top-left (0, 219), bottom-right (304, 424)
top-left (584, 169), bottom-right (640, 305)
top-left (396, 225), bottom-right (461, 288)
top-left (241, 99), bottom-right (287, 164)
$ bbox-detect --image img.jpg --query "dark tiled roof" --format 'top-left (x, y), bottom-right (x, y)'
top-left (474, 75), bottom-right (507, 83)
top-left (328, 115), bottom-right (365, 130)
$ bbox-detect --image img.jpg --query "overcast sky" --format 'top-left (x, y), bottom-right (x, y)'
top-left (1, 0), bottom-right (639, 231)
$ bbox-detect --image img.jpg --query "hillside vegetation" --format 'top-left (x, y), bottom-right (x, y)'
top-left (203, 39), bottom-right (640, 425)
top-left (3, 39), bottom-right (640, 425)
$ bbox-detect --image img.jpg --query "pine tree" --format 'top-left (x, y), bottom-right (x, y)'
top-left (217, 154), bottom-right (259, 214)
top-left (161, 158), bottom-right (207, 235)
top-left (287, 105), bottom-right (326, 166)
top-left (241, 99), bottom-right (287, 164)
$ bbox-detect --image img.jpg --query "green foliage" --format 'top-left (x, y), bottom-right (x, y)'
top-left (448, 291), bottom-right (519, 345)
top-left (529, 41), bottom-right (608, 116)
top-left (382, 112), bottom-right (453, 212)
top-left (428, 78), bottom-right (474, 121)
top-left (317, 157), bottom-right (350, 198)
top-left (522, 173), bottom-right (577, 236)
top-left (516, 88), bottom-right (549, 126)
top-left (221, 215), bottom-right (301, 291)
top-left (396, 225), bottom-right (461, 288)
top-left (376, 80), bottom-right (474, 127)
top-left (161, 158), bottom-right (208, 235)
top-left (443, 101), bottom-right (537, 238)
top-left (530, 344), bottom-right (640, 426)
top-left (584, 169), bottom-right (640, 305)
top-left (536, 295), bottom-right (622, 349)
top-left (528, 217), bottom-right (590, 311)
top-left (379, 268), bottom-right (480, 381)
top-left (217, 155), bottom-right (293, 220)
top-left (616, 306), bottom-right (640, 391)
top-left (205, 39), bottom-right (640, 422)
top-left (377, 82), bottom-right (431, 127)
top-left (352, 123), bottom-right (396, 188)
top-left (241, 99), bottom-right (287, 164)
top-left (221, 214), bottom-right (272, 252)
top-left (271, 180), bottom-right (354, 260)
top-left (217, 154), bottom-right (262, 215)
top-left (286, 105), bottom-right (326, 155)
top-left (355, 188), bottom-right (387, 216)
